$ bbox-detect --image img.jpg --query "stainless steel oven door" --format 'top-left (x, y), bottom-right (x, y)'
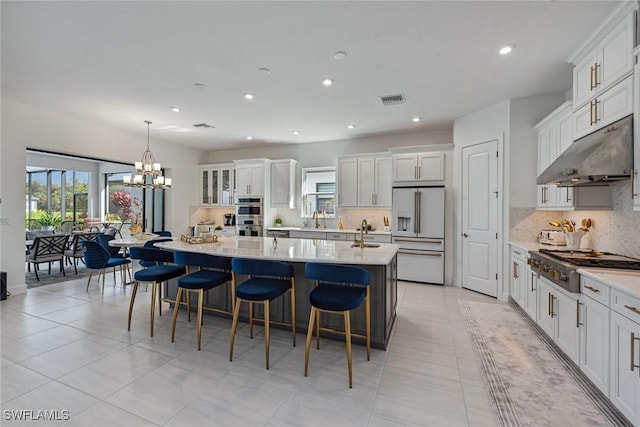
top-left (237, 225), bottom-right (263, 237)
top-left (236, 205), bottom-right (262, 216)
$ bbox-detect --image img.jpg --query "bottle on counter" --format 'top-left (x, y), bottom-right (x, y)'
top-left (338, 216), bottom-right (344, 230)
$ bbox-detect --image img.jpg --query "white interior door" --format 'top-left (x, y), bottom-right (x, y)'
top-left (462, 140), bottom-right (498, 297)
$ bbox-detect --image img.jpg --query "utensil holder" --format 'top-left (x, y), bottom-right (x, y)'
top-left (564, 230), bottom-right (586, 250)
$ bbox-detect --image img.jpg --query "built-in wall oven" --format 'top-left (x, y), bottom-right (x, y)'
top-left (236, 197), bottom-right (263, 237)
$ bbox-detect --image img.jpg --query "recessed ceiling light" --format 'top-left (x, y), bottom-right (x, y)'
top-left (499, 45), bottom-right (513, 55)
top-left (193, 83), bottom-right (205, 90)
top-left (246, 136), bottom-right (253, 140)
top-left (258, 67), bottom-right (271, 75)
top-left (170, 106), bottom-right (181, 113)
top-left (412, 117), bottom-right (422, 122)
top-left (292, 131), bottom-right (300, 135)
top-left (244, 92), bottom-right (255, 100)
top-left (322, 78), bottom-right (334, 86)
top-left (347, 124), bottom-right (356, 129)
top-left (334, 51), bottom-right (347, 60)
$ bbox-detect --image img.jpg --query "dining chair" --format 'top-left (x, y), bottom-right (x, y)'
top-left (171, 251), bottom-right (232, 350)
top-left (25, 235), bottom-right (69, 281)
top-left (229, 258), bottom-right (296, 370)
top-left (64, 231), bottom-right (100, 274)
top-left (139, 238), bottom-right (173, 268)
top-left (96, 234), bottom-right (125, 258)
top-left (82, 241), bottom-right (132, 293)
top-left (128, 247), bottom-right (186, 337)
top-left (304, 263), bottom-right (370, 388)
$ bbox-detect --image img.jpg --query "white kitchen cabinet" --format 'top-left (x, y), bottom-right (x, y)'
top-left (270, 159), bottom-right (297, 208)
top-left (362, 233), bottom-right (392, 244)
top-left (337, 157), bottom-right (358, 207)
top-left (571, 7), bottom-right (636, 110)
top-left (579, 281), bottom-right (611, 397)
top-left (524, 264), bottom-right (538, 320)
top-left (510, 246), bottom-right (526, 305)
top-left (536, 276), bottom-right (580, 364)
top-left (573, 74), bottom-right (634, 140)
top-left (289, 230), bottom-right (326, 240)
top-left (610, 288), bottom-right (640, 424)
top-left (339, 154), bottom-right (391, 208)
top-left (235, 161), bottom-right (265, 197)
top-left (198, 163), bottom-right (234, 206)
top-left (392, 152), bottom-right (445, 182)
top-left (356, 155), bottom-right (392, 207)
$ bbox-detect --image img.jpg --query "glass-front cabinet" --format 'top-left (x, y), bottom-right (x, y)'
top-left (198, 163), bottom-right (235, 206)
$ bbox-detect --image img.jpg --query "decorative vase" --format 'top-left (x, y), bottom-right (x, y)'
top-left (564, 230), bottom-right (586, 250)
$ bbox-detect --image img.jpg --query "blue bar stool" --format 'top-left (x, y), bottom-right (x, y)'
top-left (128, 247), bottom-right (185, 337)
top-left (171, 251), bottom-right (232, 350)
top-left (82, 241), bottom-right (131, 293)
top-left (304, 263), bottom-right (370, 388)
top-left (229, 258), bottom-right (296, 370)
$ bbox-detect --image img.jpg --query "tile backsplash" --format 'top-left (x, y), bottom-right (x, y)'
top-left (510, 181), bottom-right (640, 258)
top-left (272, 207), bottom-right (391, 231)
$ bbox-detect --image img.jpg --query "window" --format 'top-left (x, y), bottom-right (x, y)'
top-left (301, 167), bottom-right (336, 217)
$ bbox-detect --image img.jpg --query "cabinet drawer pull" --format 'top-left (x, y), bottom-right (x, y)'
top-left (398, 249), bottom-right (442, 257)
top-left (625, 305), bottom-right (640, 315)
top-left (531, 272), bottom-right (536, 292)
top-left (513, 251), bottom-right (521, 256)
top-left (513, 262), bottom-right (518, 279)
top-left (548, 292), bottom-right (552, 317)
top-left (584, 285), bottom-right (600, 293)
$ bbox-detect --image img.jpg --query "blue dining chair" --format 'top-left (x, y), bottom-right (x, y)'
top-left (139, 238), bottom-right (173, 268)
top-left (304, 263), bottom-right (370, 388)
top-left (229, 258), bottom-right (296, 370)
top-left (82, 241), bottom-right (132, 294)
top-left (128, 247), bottom-right (186, 337)
top-left (96, 234), bottom-right (125, 258)
top-left (171, 251), bottom-right (232, 350)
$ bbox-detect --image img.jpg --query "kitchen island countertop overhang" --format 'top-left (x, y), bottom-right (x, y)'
top-left (154, 236), bottom-right (399, 349)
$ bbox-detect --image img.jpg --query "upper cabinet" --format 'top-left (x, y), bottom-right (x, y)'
top-left (270, 159), bottom-right (297, 208)
top-left (535, 102), bottom-right (611, 211)
top-left (569, 2), bottom-right (637, 139)
top-left (198, 163), bottom-right (235, 206)
top-left (235, 159), bottom-right (267, 197)
top-left (392, 152), bottom-right (445, 182)
top-left (338, 154), bottom-right (392, 208)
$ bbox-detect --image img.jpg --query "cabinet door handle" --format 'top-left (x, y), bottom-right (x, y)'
top-left (584, 285), bottom-right (600, 294)
top-left (531, 272), bottom-right (536, 292)
top-left (548, 292), bottom-right (552, 317)
top-left (594, 100), bottom-right (600, 123)
top-left (417, 166), bottom-right (421, 179)
top-left (594, 63), bottom-right (600, 88)
top-left (589, 100), bottom-right (595, 126)
top-left (631, 333), bottom-right (640, 373)
top-left (513, 262), bottom-right (518, 279)
top-left (631, 171), bottom-right (637, 199)
top-left (576, 300), bottom-right (582, 327)
top-left (414, 166), bottom-right (418, 179)
top-left (590, 64), bottom-right (595, 90)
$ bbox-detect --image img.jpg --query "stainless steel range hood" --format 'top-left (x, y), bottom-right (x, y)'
top-left (537, 114), bottom-right (634, 187)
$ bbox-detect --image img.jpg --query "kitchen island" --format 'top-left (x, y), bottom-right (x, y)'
top-left (155, 236), bottom-right (398, 349)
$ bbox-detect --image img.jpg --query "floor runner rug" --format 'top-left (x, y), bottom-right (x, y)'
top-left (460, 300), bottom-right (631, 427)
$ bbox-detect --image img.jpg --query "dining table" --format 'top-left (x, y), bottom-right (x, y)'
top-left (107, 237), bottom-right (148, 258)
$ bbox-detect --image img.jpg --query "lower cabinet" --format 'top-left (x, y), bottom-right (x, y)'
top-left (536, 276), bottom-right (580, 364)
top-left (579, 293), bottom-right (610, 396)
top-left (610, 308), bottom-right (640, 424)
top-left (524, 264), bottom-right (538, 320)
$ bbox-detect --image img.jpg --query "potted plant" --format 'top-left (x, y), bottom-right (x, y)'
top-left (37, 211), bottom-right (62, 232)
top-left (214, 225), bottom-right (223, 236)
top-left (274, 217), bottom-right (283, 227)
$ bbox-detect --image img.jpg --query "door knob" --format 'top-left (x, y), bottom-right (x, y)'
top-left (463, 233), bottom-right (470, 237)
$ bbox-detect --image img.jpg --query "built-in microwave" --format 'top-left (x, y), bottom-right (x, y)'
top-left (236, 197), bottom-right (263, 216)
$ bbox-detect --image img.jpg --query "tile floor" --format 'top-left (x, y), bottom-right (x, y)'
top-left (1, 275), bottom-right (500, 426)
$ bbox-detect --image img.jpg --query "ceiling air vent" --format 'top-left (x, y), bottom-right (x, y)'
top-left (380, 94), bottom-right (405, 106)
top-left (192, 123), bottom-right (215, 129)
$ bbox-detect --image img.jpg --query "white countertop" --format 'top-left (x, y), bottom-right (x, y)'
top-left (509, 240), bottom-right (547, 252)
top-left (578, 268), bottom-right (640, 299)
top-left (267, 227), bottom-right (392, 236)
top-left (156, 236), bottom-right (399, 265)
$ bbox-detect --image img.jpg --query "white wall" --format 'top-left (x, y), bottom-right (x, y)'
top-left (0, 99), bottom-right (207, 295)
top-left (453, 93), bottom-right (574, 301)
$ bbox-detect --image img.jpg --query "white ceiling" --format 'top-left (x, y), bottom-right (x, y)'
top-left (1, 1), bottom-right (621, 151)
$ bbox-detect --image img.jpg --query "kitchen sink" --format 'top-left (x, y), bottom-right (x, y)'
top-left (350, 243), bottom-right (380, 248)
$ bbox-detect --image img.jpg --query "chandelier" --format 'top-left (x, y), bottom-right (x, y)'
top-left (123, 120), bottom-right (172, 189)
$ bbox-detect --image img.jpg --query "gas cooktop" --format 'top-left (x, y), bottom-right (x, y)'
top-left (538, 248), bottom-right (640, 270)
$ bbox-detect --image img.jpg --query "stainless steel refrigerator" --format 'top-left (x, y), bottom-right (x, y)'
top-left (392, 186), bottom-right (445, 284)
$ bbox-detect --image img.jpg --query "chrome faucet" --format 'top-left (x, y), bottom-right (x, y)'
top-left (312, 211), bottom-right (320, 228)
top-left (356, 219), bottom-right (368, 248)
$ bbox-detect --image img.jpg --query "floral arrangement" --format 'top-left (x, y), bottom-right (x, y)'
top-left (129, 222), bottom-right (142, 235)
